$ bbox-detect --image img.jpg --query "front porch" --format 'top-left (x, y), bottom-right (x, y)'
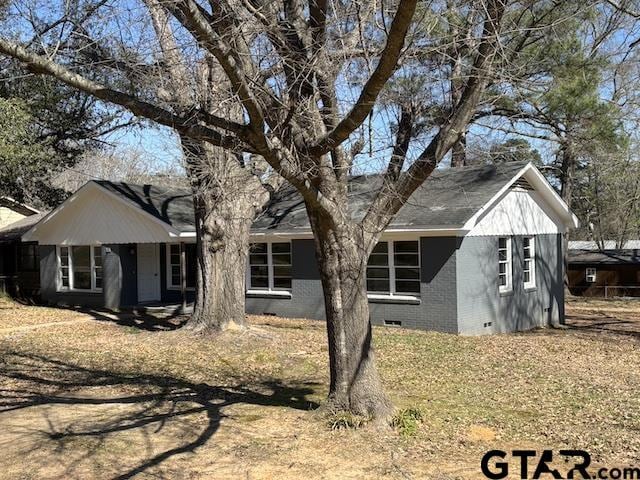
top-left (39, 242), bottom-right (197, 311)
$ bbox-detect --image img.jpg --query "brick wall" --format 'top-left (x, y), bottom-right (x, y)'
top-left (456, 234), bottom-right (564, 334)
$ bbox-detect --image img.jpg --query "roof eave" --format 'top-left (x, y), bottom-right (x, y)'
top-left (460, 162), bottom-right (579, 231)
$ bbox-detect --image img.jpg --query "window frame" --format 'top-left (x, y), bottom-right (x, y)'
top-left (166, 243), bottom-right (197, 291)
top-left (586, 267), bottom-right (597, 283)
top-left (18, 243), bottom-right (39, 272)
top-left (366, 239), bottom-right (421, 298)
top-left (498, 236), bottom-right (513, 293)
top-left (56, 245), bottom-right (103, 292)
top-left (247, 241), bottom-right (292, 293)
top-left (523, 236), bottom-right (536, 289)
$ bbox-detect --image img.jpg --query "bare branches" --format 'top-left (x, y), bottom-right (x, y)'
top-left (362, 0), bottom-right (508, 231)
top-left (160, 0), bottom-right (267, 135)
top-left (309, 0), bottom-right (418, 156)
top-left (0, 38), bottom-right (254, 152)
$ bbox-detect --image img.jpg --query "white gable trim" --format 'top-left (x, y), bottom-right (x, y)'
top-left (462, 163), bottom-right (579, 234)
top-left (22, 182), bottom-right (180, 243)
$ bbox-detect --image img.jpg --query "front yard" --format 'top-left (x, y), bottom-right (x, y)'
top-left (0, 297), bottom-right (638, 479)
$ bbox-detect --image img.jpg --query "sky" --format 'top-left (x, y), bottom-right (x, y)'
top-left (103, 124), bottom-right (184, 172)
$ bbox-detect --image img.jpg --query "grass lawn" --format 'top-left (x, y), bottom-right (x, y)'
top-left (0, 296), bottom-right (639, 479)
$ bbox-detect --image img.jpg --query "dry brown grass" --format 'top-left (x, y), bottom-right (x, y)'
top-left (0, 297), bottom-right (638, 479)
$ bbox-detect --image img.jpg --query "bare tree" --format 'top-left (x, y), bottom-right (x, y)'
top-left (53, 148), bottom-right (187, 191)
top-left (1, 0), bottom-right (583, 419)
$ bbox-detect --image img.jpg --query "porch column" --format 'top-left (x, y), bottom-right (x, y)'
top-left (180, 242), bottom-right (187, 313)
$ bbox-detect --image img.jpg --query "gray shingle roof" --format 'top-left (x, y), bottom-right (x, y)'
top-left (95, 181), bottom-right (196, 232)
top-left (253, 161), bottom-right (528, 231)
top-left (569, 240), bottom-right (640, 250)
top-left (89, 161), bottom-right (527, 234)
top-left (568, 249), bottom-right (640, 265)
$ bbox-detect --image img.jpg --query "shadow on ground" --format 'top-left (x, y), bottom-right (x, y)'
top-left (564, 310), bottom-right (640, 339)
top-left (0, 351), bottom-right (319, 479)
top-left (84, 308), bottom-right (189, 332)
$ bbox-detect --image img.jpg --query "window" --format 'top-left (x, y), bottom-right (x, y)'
top-left (57, 245), bottom-right (103, 291)
top-left (498, 237), bottom-right (512, 292)
top-left (586, 268), bottom-right (597, 283)
top-left (248, 242), bottom-right (292, 291)
top-left (167, 244), bottom-right (197, 289)
top-left (366, 240), bottom-right (420, 296)
top-left (523, 236), bottom-right (536, 289)
top-left (18, 244), bottom-right (38, 272)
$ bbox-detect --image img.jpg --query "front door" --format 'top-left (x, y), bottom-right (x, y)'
top-left (137, 244), bottom-right (160, 303)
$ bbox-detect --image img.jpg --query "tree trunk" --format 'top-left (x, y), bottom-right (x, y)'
top-left (307, 207), bottom-right (393, 421)
top-left (185, 194), bottom-right (254, 332)
top-left (450, 134), bottom-right (467, 167)
top-left (559, 143), bottom-right (576, 293)
top-left (180, 137), bottom-right (268, 333)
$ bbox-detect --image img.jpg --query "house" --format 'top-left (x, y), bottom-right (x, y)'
top-left (568, 241), bottom-right (640, 297)
top-left (18, 161), bottom-right (577, 334)
top-left (0, 199), bottom-right (43, 296)
top-left (0, 197), bottom-right (39, 228)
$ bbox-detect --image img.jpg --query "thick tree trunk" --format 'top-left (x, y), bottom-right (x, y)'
top-left (185, 194), bottom-right (254, 332)
top-left (307, 208), bottom-right (393, 421)
top-left (179, 137), bottom-right (268, 333)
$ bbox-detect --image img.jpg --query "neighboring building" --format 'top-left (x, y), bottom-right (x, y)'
top-left (568, 241), bottom-right (640, 297)
top-left (0, 197), bottom-right (39, 228)
top-left (18, 162), bottom-right (578, 334)
top-left (0, 209), bottom-right (44, 297)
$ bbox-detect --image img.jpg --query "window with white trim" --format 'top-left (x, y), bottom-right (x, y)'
top-left (366, 240), bottom-right (420, 295)
top-left (167, 244), bottom-right (197, 289)
top-left (58, 245), bottom-right (103, 291)
top-left (586, 268), bottom-right (597, 283)
top-left (523, 236), bottom-right (536, 288)
top-left (498, 237), bottom-right (512, 292)
top-left (248, 242), bottom-right (292, 291)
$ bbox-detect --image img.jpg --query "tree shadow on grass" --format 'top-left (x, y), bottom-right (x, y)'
top-left (79, 308), bottom-right (189, 332)
top-left (0, 351), bottom-right (320, 479)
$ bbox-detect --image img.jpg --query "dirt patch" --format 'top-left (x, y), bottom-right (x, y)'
top-left (0, 299), bottom-right (638, 479)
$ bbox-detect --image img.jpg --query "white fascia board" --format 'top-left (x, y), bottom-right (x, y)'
top-left (461, 163), bottom-right (579, 232)
top-left (524, 165), bottom-right (580, 228)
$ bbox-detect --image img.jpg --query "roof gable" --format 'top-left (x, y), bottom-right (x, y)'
top-left (23, 182), bottom-right (180, 244)
top-left (95, 181), bottom-right (195, 232)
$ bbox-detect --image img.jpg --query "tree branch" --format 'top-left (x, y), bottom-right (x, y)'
top-left (0, 38), bottom-right (254, 152)
top-left (361, 0), bottom-right (507, 231)
top-left (160, 0), bottom-right (267, 134)
top-left (308, 0), bottom-right (418, 156)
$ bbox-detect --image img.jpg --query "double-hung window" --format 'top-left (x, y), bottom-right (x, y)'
top-left (58, 246), bottom-right (102, 291)
top-left (523, 236), bottom-right (536, 289)
top-left (498, 237), bottom-right (512, 293)
top-left (167, 244), bottom-right (197, 289)
top-left (366, 240), bottom-right (420, 296)
top-left (248, 242), bottom-right (292, 291)
top-left (586, 268), bottom-right (597, 283)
